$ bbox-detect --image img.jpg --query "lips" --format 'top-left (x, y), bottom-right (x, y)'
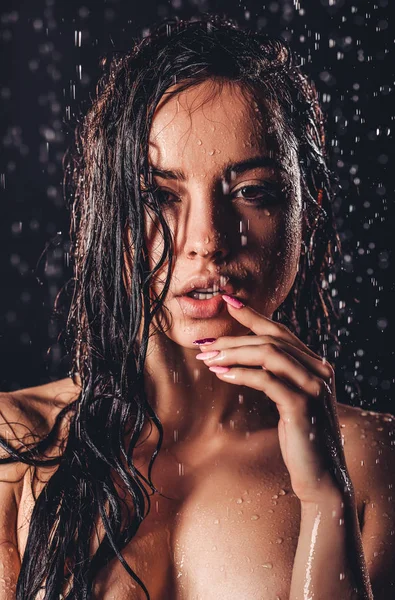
top-left (178, 274), bottom-right (235, 297)
top-left (177, 293), bottom-right (226, 319)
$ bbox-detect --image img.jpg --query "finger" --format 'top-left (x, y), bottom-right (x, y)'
top-left (197, 336), bottom-right (334, 382)
top-left (210, 365), bottom-right (309, 412)
top-left (219, 295), bottom-right (321, 361)
top-left (199, 343), bottom-right (333, 395)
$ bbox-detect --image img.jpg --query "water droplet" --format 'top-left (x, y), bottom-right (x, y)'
top-left (276, 537), bottom-right (283, 544)
top-left (212, 545), bottom-right (217, 551)
top-left (236, 498), bottom-right (243, 504)
top-left (263, 208), bottom-right (271, 216)
top-left (272, 494), bottom-right (279, 500)
top-left (197, 139), bottom-right (202, 145)
top-left (262, 562), bottom-right (273, 569)
top-left (213, 519), bottom-right (220, 524)
top-left (278, 489), bottom-right (287, 496)
top-left (251, 514), bottom-right (260, 520)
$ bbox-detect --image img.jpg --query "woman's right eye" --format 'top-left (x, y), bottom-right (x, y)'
top-left (143, 188), bottom-right (180, 204)
top-left (156, 189), bottom-right (180, 204)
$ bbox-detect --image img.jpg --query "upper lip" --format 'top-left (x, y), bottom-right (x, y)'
top-left (177, 275), bottom-right (237, 296)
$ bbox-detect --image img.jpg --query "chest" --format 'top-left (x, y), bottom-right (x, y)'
top-left (90, 447), bottom-right (303, 600)
top-left (16, 435), bottom-right (366, 600)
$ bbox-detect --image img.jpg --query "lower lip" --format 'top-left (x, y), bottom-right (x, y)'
top-left (177, 294), bottom-right (226, 318)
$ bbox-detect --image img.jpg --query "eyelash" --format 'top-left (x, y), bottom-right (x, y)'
top-left (145, 183), bottom-right (278, 208)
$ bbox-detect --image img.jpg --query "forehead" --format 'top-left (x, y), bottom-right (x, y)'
top-left (148, 80), bottom-right (289, 178)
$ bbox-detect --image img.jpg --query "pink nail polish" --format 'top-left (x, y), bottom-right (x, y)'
top-left (208, 366), bottom-right (230, 373)
top-left (192, 338), bottom-right (217, 345)
top-left (221, 294), bottom-right (245, 309)
top-left (196, 351), bottom-right (220, 360)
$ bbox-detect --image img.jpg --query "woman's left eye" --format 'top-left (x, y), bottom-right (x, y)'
top-left (232, 183), bottom-right (278, 206)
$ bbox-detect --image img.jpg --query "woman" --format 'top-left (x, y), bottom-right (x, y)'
top-left (0, 14), bottom-right (393, 600)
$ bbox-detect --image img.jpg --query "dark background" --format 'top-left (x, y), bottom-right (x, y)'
top-left (0, 0), bottom-right (393, 413)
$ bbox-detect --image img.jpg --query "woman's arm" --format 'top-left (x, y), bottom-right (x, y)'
top-left (290, 491), bottom-right (373, 600)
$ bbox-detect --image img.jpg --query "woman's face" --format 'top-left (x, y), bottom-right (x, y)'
top-left (143, 79), bottom-right (303, 346)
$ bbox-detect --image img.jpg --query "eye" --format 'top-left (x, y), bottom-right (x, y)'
top-left (232, 183), bottom-right (278, 207)
top-left (142, 186), bottom-right (180, 205)
top-left (156, 189), bottom-right (180, 204)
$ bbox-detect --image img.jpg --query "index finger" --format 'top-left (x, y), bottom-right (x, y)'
top-left (220, 295), bottom-right (322, 361)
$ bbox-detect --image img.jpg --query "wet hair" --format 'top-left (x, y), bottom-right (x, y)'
top-left (0, 14), bottom-right (342, 600)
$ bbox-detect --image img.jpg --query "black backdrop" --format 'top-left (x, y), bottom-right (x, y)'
top-left (0, 0), bottom-right (393, 413)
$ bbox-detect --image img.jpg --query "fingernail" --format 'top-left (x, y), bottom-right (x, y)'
top-left (208, 366), bottom-right (230, 373)
top-left (221, 294), bottom-right (245, 309)
top-left (196, 351), bottom-right (220, 360)
top-left (192, 338), bottom-right (217, 345)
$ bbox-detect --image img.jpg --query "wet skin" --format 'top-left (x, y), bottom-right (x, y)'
top-left (1, 81), bottom-right (394, 599)
top-left (133, 79), bottom-right (303, 449)
top-left (7, 377), bottom-right (395, 600)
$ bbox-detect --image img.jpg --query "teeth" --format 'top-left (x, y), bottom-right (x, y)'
top-left (189, 291), bottom-right (221, 300)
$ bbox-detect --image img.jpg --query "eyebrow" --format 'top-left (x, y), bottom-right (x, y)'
top-left (149, 155), bottom-right (281, 182)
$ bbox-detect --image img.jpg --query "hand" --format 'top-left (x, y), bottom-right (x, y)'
top-left (194, 295), bottom-right (354, 505)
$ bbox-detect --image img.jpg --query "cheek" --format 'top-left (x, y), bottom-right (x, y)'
top-left (251, 207), bottom-right (302, 291)
top-left (144, 211), bottom-right (166, 267)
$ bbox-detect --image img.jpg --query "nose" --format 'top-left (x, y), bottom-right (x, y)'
top-left (183, 192), bottom-right (231, 262)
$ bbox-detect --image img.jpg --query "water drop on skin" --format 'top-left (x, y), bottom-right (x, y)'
top-left (263, 208), bottom-right (271, 216)
top-left (276, 538), bottom-right (283, 544)
top-left (251, 514), bottom-right (260, 521)
top-left (236, 498), bottom-right (243, 504)
top-left (262, 562), bottom-right (273, 569)
top-left (197, 139), bottom-right (202, 145)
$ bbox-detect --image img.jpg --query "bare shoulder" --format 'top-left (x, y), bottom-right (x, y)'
top-left (0, 378), bottom-right (80, 596)
top-left (336, 402), bottom-right (395, 595)
top-left (0, 377), bottom-right (81, 462)
top-left (336, 401), bottom-right (395, 501)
